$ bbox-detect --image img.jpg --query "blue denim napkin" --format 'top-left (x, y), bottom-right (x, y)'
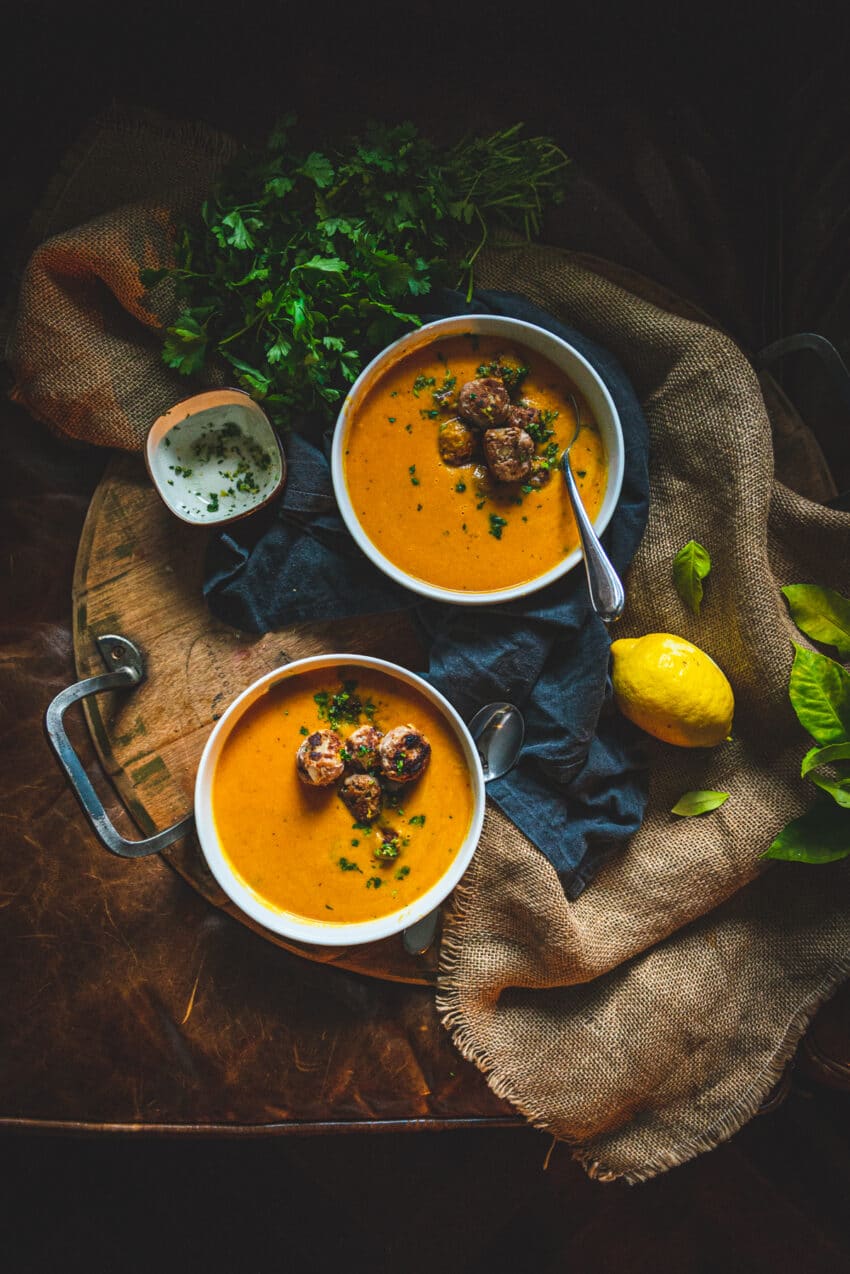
top-left (204, 290), bottom-right (650, 898)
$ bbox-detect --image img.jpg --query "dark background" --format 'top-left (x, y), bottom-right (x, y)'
top-left (3, 2), bottom-right (849, 1269)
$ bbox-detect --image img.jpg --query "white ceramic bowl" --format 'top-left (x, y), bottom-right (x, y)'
top-left (331, 314), bottom-right (625, 605)
top-left (146, 388), bottom-right (285, 526)
top-left (194, 653), bottom-right (486, 947)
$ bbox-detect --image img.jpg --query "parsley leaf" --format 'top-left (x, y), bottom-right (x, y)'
top-left (147, 119), bottom-right (570, 427)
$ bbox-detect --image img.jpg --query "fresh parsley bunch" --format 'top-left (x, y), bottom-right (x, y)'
top-left (141, 117), bottom-right (570, 426)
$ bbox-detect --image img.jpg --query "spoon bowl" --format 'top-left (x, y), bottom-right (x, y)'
top-left (402, 700), bottom-right (525, 955)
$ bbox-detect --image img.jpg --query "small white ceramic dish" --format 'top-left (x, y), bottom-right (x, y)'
top-left (146, 388), bottom-right (285, 526)
top-left (193, 653), bottom-right (486, 947)
top-left (331, 314), bottom-right (625, 605)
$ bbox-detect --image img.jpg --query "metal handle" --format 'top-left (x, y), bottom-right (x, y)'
top-left (44, 633), bottom-right (193, 857)
top-left (755, 331), bottom-right (850, 512)
top-left (562, 454), bottom-right (626, 623)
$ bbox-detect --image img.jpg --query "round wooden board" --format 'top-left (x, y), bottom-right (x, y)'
top-left (72, 453), bottom-right (440, 984)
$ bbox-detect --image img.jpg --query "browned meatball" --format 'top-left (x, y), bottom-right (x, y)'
top-left (483, 426), bottom-right (534, 483)
top-left (378, 724), bottom-right (431, 783)
top-left (457, 378), bottom-right (510, 429)
top-left (345, 724), bottom-right (383, 772)
top-left (296, 729), bottom-right (344, 786)
top-left (505, 403), bottom-right (540, 433)
top-left (338, 773), bottom-right (383, 822)
top-left (438, 417), bottom-right (478, 466)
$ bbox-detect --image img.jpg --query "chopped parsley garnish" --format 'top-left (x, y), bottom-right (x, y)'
top-left (454, 480), bottom-right (466, 493)
top-left (476, 356), bottom-right (530, 391)
top-left (526, 408), bottom-right (558, 445)
top-left (409, 465), bottom-right (420, 485)
top-left (489, 513), bottom-right (508, 540)
top-left (431, 373), bottom-right (457, 408)
top-left (408, 814), bottom-right (426, 826)
top-left (337, 857), bottom-right (362, 873)
top-left (394, 866), bottom-right (411, 880)
top-left (314, 679), bottom-right (368, 729)
top-left (299, 726), bottom-right (309, 736)
top-left (373, 838), bottom-right (400, 860)
top-left (412, 374), bottom-right (436, 397)
top-left (366, 876), bottom-right (383, 889)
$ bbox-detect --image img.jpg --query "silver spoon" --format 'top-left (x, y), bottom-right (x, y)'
top-left (401, 701), bottom-right (525, 956)
top-left (562, 393), bottom-right (625, 624)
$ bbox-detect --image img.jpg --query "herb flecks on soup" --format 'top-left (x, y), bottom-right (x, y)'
top-left (212, 667), bottom-right (473, 925)
top-left (343, 334), bottom-right (607, 592)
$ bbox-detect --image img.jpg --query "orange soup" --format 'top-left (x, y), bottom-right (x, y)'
top-left (343, 333), bottom-right (607, 593)
top-left (211, 666), bottom-right (474, 925)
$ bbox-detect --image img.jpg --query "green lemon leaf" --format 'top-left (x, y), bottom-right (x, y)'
top-left (809, 773), bottom-right (850, 808)
top-left (801, 741), bottom-right (850, 777)
top-left (782, 584), bottom-right (850, 658)
top-left (788, 644), bottom-right (850, 743)
top-left (671, 790), bottom-right (729, 816)
top-left (763, 802), bottom-right (850, 863)
top-left (673, 540), bottom-right (712, 616)
top-left (801, 742), bottom-right (850, 807)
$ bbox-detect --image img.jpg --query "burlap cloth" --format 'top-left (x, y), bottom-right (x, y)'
top-left (6, 108), bottom-right (849, 1182)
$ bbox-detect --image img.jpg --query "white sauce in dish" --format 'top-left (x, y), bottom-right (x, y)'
top-left (149, 407), bottom-right (282, 523)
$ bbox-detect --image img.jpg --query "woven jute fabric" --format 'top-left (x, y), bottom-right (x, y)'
top-left (6, 108), bottom-right (850, 1181)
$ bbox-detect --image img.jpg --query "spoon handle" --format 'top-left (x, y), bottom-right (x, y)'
top-left (562, 453), bottom-right (625, 623)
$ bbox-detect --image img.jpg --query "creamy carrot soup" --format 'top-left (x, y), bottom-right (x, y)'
top-left (212, 666), bottom-right (474, 925)
top-left (343, 334), bottom-right (607, 592)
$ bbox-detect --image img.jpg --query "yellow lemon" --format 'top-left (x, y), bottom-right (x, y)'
top-left (610, 633), bottom-right (734, 747)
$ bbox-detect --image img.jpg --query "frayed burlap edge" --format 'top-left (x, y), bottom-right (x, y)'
top-left (437, 855), bottom-right (850, 1185)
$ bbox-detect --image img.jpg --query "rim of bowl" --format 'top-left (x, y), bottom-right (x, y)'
top-left (331, 314), bottom-right (625, 605)
top-left (145, 387), bottom-right (286, 528)
top-left (194, 653), bottom-right (486, 947)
